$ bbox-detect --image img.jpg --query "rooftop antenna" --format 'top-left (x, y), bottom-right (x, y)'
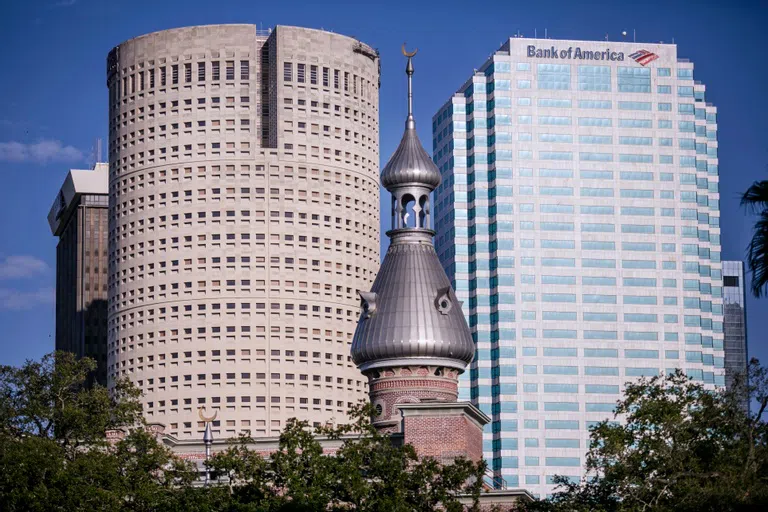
top-left (96, 138), bottom-right (102, 164)
top-left (604, 33), bottom-right (609, 41)
top-left (86, 140), bottom-right (96, 169)
top-left (545, 28), bottom-right (548, 39)
top-left (535, 28), bottom-right (537, 38)
top-left (634, 29), bottom-right (636, 42)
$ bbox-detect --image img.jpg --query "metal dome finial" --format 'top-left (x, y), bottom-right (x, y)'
top-left (379, 44), bottom-right (441, 197)
top-left (402, 44), bottom-right (417, 126)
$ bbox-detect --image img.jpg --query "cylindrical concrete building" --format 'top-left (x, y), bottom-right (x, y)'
top-left (106, 25), bottom-right (380, 439)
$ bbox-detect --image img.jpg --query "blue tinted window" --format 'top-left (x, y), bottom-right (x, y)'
top-left (539, 133), bottom-right (573, 143)
top-left (582, 259), bottom-right (616, 269)
top-left (541, 383), bottom-right (576, 393)
top-left (585, 366), bottom-right (618, 376)
top-left (585, 384), bottom-right (619, 394)
top-left (618, 67), bottom-right (650, 93)
top-left (545, 420), bottom-right (579, 430)
top-left (584, 348), bottom-right (618, 357)
top-left (626, 349), bottom-right (659, 359)
top-left (582, 293), bottom-right (616, 303)
top-left (577, 65), bottom-right (611, 91)
top-left (578, 99), bottom-right (611, 109)
top-left (543, 365), bottom-right (578, 374)
top-left (579, 135), bottom-right (612, 144)
top-left (538, 98), bottom-right (572, 108)
top-left (580, 152), bottom-right (613, 162)
top-left (546, 457), bottom-right (581, 467)
top-left (619, 119), bottom-right (652, 128)
top-left (584, 330), bottom-right (618, 340)
top-left (540, 116), bottom-right (572, 125)
top-left (579, 117), bottom-right (611, 127)
top-left (618, 101), bottom-right (651, 110)
top-left (538, 63), bottom-right (571, 90)
top-left (583, 312), bottom-right (617, 322)
top-left (585, 403), bottom-right (615, 412)
top-left (619, 137), bottom-right (653, 146)
top-left (626, 367), bottom-right (660, 377)
top-left (582, 241), bottom-right (615, 250)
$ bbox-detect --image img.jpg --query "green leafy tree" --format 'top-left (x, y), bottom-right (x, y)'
top-left (742, 179), bottom-right (768, 297)
top-left (0, 351), bottom-right (197, 512)
top-left (518, 360), bottom-right (768, 512)
top-left (1, 353), bottom-right (489, 511)
top-left (208, 403), bottom-right (487, 511)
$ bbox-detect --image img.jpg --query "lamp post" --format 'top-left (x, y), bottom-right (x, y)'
top-left (198, 408), bottom-right (218, 485)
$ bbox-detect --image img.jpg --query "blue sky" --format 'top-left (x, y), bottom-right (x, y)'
top-left (0, 0), bottom-right (765, 367)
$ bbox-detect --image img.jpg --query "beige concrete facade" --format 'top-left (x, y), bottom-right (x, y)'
top-left (106, 25), bottom-right (380, 439)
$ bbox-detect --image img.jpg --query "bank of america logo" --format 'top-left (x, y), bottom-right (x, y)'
top-left (629, 50), bottom-right (659, 66)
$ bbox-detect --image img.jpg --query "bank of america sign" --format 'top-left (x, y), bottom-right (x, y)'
top-left (526, 45), bottom-right (660, 66)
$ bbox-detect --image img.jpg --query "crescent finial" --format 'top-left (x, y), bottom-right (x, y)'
top-left (402, 43), bottom-right (418, 58)
top-left (198, 407), bottom-right (218, 423)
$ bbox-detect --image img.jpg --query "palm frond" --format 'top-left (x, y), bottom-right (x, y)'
top-left (741, 180), bottom-right (768, 214)
top-left (746, 210), bottom-right (768, 297)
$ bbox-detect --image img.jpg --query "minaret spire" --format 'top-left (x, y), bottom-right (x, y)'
top-left (402, 44), bottom-right (417, 130)
top-left (379, 44), bottom-right (440, 232)
top-left (351, 46), bottom-right (475, 433)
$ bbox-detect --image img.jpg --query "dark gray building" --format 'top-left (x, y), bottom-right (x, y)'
top-left (723, 261), bottom-right (748, 391)
top-left (48, 163), bottom-right (109, 385)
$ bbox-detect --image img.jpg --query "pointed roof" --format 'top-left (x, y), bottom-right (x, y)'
top-left (379, 46), bottom-right (441, 192)
top-left (351, 238), bottom-right (474, 371)
top-left (381, 125), bottom-right (441, 190)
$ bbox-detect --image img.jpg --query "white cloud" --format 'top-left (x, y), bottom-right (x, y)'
top-left (0, 255), bottom-right (50, 279)
top-left (0, 287), bottom-right (54, 311)
top-left (0, 140), bottom-right (84, 164)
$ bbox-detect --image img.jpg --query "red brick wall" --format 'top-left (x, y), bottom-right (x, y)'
top-left (403, 414), bottom-right (484, 463)
top-left (366, 365), bottom-right (460, 430)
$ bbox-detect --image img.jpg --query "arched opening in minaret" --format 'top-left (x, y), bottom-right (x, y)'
top-left (401, 194), bottom-right (416, 228)
top-left (419, 195), bottom-right (429, 229)
top-left (392, 196), bottom-right (400, 229)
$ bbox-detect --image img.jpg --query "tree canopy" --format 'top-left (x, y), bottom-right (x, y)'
top-left (519, 359), bottom-right (768, 512)
top-left (0, 351), bottom-right (486, 511)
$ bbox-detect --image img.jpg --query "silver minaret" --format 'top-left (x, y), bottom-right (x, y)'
top-left (351, 46), bottom-right (475, 432)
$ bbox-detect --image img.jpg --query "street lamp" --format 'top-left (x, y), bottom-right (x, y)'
top-left (198, 407), bottom-right (218, 485)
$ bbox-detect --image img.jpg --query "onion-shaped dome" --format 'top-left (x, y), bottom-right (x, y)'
top-left (380, 124), bottom-right (441, 190)
top-left (351, 239), bottom-right (475, 372)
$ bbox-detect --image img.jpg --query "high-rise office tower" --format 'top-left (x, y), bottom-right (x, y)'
top-left (432, 38), bottom-right (723, 494)
top-left (723, 261), bottom-right (748, 390)
top-left (48, 163), bottom-right (110, 385)
top-left (106, 25), bottom-right (380, 439)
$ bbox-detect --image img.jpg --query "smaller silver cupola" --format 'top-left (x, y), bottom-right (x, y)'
top-left (380, 45), bottom-right (442, 232)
